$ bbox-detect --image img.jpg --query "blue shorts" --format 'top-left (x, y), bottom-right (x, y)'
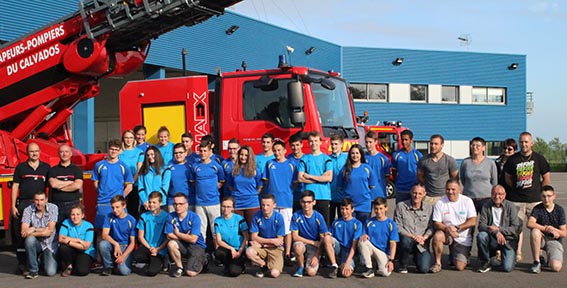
top-left (95, 204), bottom-right (113, 229)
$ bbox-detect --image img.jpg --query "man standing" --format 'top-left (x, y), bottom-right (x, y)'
top-left (476, 185), bottom-right (521, 273)
top-left (365, 131), bottom-right (391, 200)
top-left (221, 138), bottom-right (240, 197)
top-left (430, 179), bottom-right (476, 273)
top-left (11, 142), bottom-right (50, 274)
top-left (256, 133), bottom-right (275, 175)
top-left (418, 134), bottom-right (458, 206)
top-left (392, 130), bottom-right (422, 203)
top-left (48, 144), bottom-right (84, 225)
top-left (298, 131), bottom-right (333, 225)
top-left (393, 184), bottom-right (433, 274)
top-left (93, 140), bottom-right (133, 229)
top-left (527, 185), bottom-right (566, 273)
top-left (329, 134), bottom-right (348, 221)
top-left (287, 134), bottom-right (304, 211)
top-left (21, 190), bottom-right (58, 279)
top-left (505, 131), bottom-right (551, 261)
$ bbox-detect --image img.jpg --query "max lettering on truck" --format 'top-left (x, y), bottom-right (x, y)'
top-left (192, 91), bottom-right (208, 143)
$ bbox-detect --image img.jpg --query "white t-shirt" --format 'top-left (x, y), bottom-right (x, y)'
top-left (432, 194), bottom-right (477, 246)
top-left (491, 206), bottom-right (503, 227)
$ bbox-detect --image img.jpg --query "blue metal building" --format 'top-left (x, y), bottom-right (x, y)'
top-left (0, 0), bottom-right (526, 159)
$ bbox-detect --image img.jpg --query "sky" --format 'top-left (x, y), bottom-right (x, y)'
top-left (231, 0), bottom-right (567, 142)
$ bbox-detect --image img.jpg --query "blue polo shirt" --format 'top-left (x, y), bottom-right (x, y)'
top-left (168, 161), bottom-right (191, 205)
top-left (157, 142), bottom-right (175, 165)
top-left (228, 168), bottom-right (263, 210)
top-left (119, 148), bottom-right (144, 180)
top-left (286, 154), bottom-right (304, 202)
top-left (256, 153), bottom-right (275, 175)
top-left (214, 213), bottom-right (248, 250)
top-left (93, 159), bottom-right (133, 205)
top-left (290, 210), bottom-right (328, 241)
top-left (262, 159), bottom-right (295, 209)
top-left (299, 153), bottom-right (332, 201)
top-left (165, 211), bottom-right (206, 248)
top-left (189, 161), bottom-right (225, 206)
top-left (364, 217), bottom-right (399, 256)
top-left (330, 152), bottom-right (348, 202)
top-left (59, 219), bottom-right (96, 258)
top-left (250, 210), bottom-right (286, 239)
top-left (103, 213), bottom-right (137, 245)
top-left (330, 217), bottom-right (363, 250)
top-left (366, 153), bottom-right (391, 199)
top-left (337, 164), bottom-right (378, 213)
top-left (391, 149), bottom-right (422, 192)
top-left (137, 166), bottom-right (171, 206)
top-left (137, 210), bottom-right (169, 256)
top-left (221, 159), bottom-right (235, 197)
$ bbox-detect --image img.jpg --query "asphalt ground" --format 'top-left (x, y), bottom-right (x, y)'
top-left (1, 174), bottom-right (567, 287)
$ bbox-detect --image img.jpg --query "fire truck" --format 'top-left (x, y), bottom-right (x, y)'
top-left (0, 0), bottom-right (361, 232)
top-left (358, 121), bottom-right (409, 198)
top-left (0, 0), bottom-right (243, 231)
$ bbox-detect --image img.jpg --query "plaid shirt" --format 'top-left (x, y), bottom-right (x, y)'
top-left (21, 203), bottom-right (58, 252)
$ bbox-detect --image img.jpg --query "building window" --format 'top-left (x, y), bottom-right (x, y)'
top-left (486, 141), bottom-right (504, 157)
top-left (350, 83), bottom-right (387, 101)
top-left (472, 87), bottom-right (506, 104)
top-left (410, 84), bottom-right (427, 102)
top-left (414, 141), bottom-right (429, 156)
top-left (442, 85), bottom-right (459, 103)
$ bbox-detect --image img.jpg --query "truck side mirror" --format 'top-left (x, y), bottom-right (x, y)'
top-left (288, 81), bottom-right (305, 126)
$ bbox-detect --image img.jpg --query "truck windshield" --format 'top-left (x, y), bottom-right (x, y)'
top-left (311, 75), bottom-right (358, 139)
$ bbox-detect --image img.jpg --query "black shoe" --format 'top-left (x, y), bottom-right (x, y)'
top-left (100, 268), bottom-right (112, 276)
top-left (284, 254), bottom-right (294, 267)
top-left (171, 267), bottom-right (183, 278)
top-left (477, 261), bottom-right (492, 273)
top-left (25, 272), bottom-right (39, 279)
top-left (328, 265), bottom-right (338, 278)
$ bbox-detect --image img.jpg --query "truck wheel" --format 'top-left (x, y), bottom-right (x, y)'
top-left (386, 180), bottom-right (396, 199)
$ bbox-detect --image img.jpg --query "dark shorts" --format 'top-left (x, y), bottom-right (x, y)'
top-left (172, 240), bottom-right (207, 273)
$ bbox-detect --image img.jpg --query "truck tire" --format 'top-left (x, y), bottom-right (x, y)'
top-left (386, 179), bottom-right (396, 199)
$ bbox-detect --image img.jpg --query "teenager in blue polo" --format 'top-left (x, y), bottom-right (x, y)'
top-left (93, 140), bottom-right (133, 229)
top-left (58, 204), bottom-right (96, 277)
top-left (329, 198), bottom-right (363, 278)
top-left (168, 143), bottom-right (191, 212)
top-left (99, 195), bottom-right (137, 276)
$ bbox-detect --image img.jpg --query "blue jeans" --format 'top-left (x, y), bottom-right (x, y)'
top-left (397, 235), bottom-right (431, 273)
top-left (25, 236), bottom-right (57, 275)
top-left (99, 240), bottom-right (132, 275)
top-left (476, 231), bottom-right (515, 272)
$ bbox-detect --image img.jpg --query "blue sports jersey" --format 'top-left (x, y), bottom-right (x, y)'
top-left (221, 159), bottom-right (235, 197)
top-left (189, 161), bottom-right (225, 206)
top-left (286, 154), bottom-right (304, 202)
top-left (214, 213), bottom-right (248, 250)
top-left (256, 154), bottom-right (275, 175)
top-left (165, 211), bottom-right (206, 248)
top-left (249, 210), bottom-right (286, 239)
top-left (136, 142), bottom-right (151, 153)
top-left (59, 219), bottom-right (96, 258)
top-left (157, 142), bottom-right (175, 165)
top-left (137, 210), bottom-right (169, 256)
top-left (337, 164), bottom-right (378, 213)
top-left (364, 217), bottom-right (399, 256)
top-left (330, 217), bottom-right (363, 250)
top-left (168, 161), bottom-right (190, 205)
top-left (93, 159), bottom-right (133, 205)
top-left (119, 148), bottom-right (144, 179)
top-left (137, 166), bottom-right (171, 206)
top-left (299, 153), bottom-right (332, 200)
top-left (103, 213), bottom-right (137, 245)
top-left (330, 152), bottom-right (348, 202)
top-left (290, 210), bottom-right (328, 241)
top-left (186, 152), bottom-right (200, 164)
top-left (366, 153), bottom-right (391, 199)
top-left (262, 159), bottom-right (295, 209)
top-left (391, 149), bottom-right (422, 192)
top-left (228, 168), bottom-right (263, 209)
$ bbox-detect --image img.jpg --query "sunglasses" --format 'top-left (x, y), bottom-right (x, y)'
top-left (505, 147), bottom-right (515, 152)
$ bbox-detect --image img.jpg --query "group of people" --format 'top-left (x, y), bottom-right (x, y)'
top-left (10, 125), bottom-right (566, 280)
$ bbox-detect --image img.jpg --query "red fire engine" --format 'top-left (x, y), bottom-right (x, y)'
top-left (0, 0), bottom-right (243, 231)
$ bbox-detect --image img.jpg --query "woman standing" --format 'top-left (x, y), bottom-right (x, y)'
top-left (495, 138), bottom-right (517, 190)
top-left (58, 205), bottom-right (96, 277)
top-left (134, 125), bottom-right (152, 153)
top-left (460, 137), bottom-right (498, 212)
top-left (227, 145), bottom-right (263, 226)
top-left (214, 196), bottom-right (249, 277)
top-left (120, 129), bottom-right (144, 219)
top-left (137, 146), bottom-right (171, 211)
top-left (337, 144), bottom-right (377, 223)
